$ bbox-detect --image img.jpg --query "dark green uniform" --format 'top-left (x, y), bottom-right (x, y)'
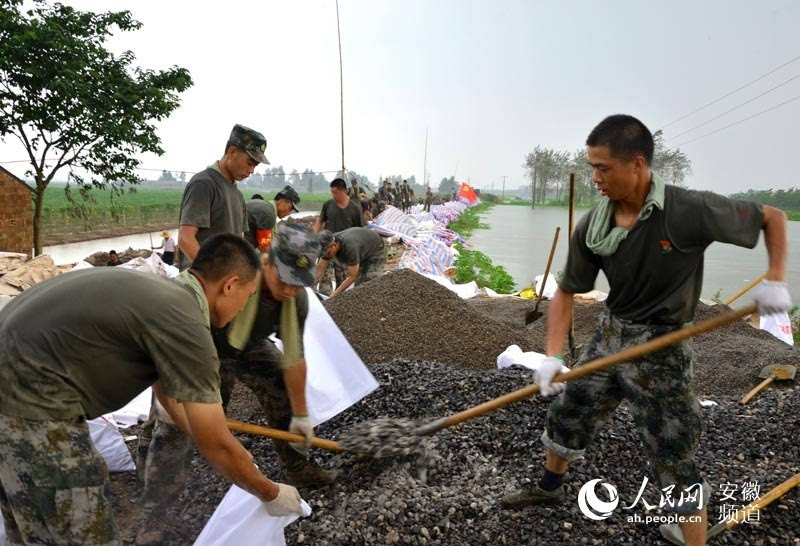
top-left (244, 199), bottom-right (277, 249)
top-left (177, 162), bottom-right (247, 270)
top-left (318, 199), bottom-right (365, 295)
top-left (0, 268), bottom-right (219, 545)
top-left (545, 179), bottom-right (764, 514)
top-left (334, 227), bottom-right (387, 285)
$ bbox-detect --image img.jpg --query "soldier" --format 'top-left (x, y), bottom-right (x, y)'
top-left (424, 187), bottom-right (433, 212)
top-left (501, 114), bottom-right (790, 546)
top-left (392, 181), bottom-right (403, 209)
top-left (136, 225), bottom-right (337, 544)
top-left (378, 180), bottom-right (393, 203)
top-left (316, 227), bottom-right (386, 298)
top-left (0, 235), bottom-right (307, 546)
top-left (244, 186), bottom-right (301, 252)
top-left (313, 178), bottom-right (365, 296)
top-left (177, 123), bottom-right (269, 270)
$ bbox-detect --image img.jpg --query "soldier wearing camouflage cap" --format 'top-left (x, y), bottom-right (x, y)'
top-left (137, 224), bottom-right (337, 544)
top-left (176, 124), bottom-right (270, 270)
top-left (244, 185), bottom-right (301, 252)
top-left (316, 226), bottom-right (386, 298)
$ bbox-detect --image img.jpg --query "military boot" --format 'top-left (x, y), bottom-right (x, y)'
top-left (274, 439), bottom-right (339, 488)
top-left (501, 484), bottom-right (566, 509)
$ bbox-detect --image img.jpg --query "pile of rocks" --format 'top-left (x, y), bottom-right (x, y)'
top-left (150, 358), bottom-right (798, 545)
top-left (324, 269), bottom-right (537, 370)
top-left (468, 298), bottom-right (797, 397)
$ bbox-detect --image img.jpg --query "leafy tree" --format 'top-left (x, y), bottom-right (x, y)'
top-left (0, 1), bottom-right (192, 254)
top-left (651, 130), bottom-right (692, 187)
top-left (438, 176), bottom-right (458, 195)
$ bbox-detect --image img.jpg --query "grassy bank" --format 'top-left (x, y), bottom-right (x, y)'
top-left (447, 202), bottom-right (516, 294)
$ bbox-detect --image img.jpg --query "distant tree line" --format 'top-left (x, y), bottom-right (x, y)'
top-left (523, 130), bottom-right (693, 207)
top-left (728, 188), bottom-right (800, 211)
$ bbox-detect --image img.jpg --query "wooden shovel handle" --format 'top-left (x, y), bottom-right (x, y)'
top-left (739, 376), bottom-right (775, 405)
top-left (718, 473), bottom-right (800, 533)
top-left (724, 273), bottom-right (767, 305)
top-left (534, 226), bottom-right (560, 313)
top-left (227, 419), bottom-right (344, 452)
top-left (417, 304), bottom-right (757, 436)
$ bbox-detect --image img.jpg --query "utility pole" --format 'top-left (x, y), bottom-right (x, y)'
top-left (423, 128), bottom-right (428, 188)
top-left (501, 175), bottom-right (507, 200)
top-left (335, 0), bottom-right (345, 176)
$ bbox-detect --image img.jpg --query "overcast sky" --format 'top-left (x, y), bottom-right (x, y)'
top-left (2, 0), bottom-right (799, 194)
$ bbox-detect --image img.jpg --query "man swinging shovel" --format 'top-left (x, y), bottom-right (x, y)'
top-left (501, 114), bottom-right (790, 546)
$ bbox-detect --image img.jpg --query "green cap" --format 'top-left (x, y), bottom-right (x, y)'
top-left (229, 124), bottom-right (270, 165)
top-left (275, 185), bottom-right (300, 213)
top-left (270, 223), bottom-right (320, 287)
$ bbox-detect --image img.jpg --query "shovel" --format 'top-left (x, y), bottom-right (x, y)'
top-left (659, 472), bottom-right (800, 545)
top-left (227, 419), bottom-right (345, 452)
top-left (418, 304), bottom-right (757, 436)
top-left (524, 226), bottom-right (560, 325)
top-left (739, 364), bottom-right (796, 404)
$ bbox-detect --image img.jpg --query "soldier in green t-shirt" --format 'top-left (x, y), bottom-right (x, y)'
top-left (136, 224), bottom-right (336, 544)
top-left (501, 115), bottom-right (790, 546)
top-left (0, 235), bottom-right (309, 545)
top-left (316, 227), bottom-right (386, 299)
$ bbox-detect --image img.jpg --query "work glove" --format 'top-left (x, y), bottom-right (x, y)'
top-left (536, 356), bottom-right (569, 397)
top-left (289, 415), bottom-right (313, 454)
top-left (264, 483), bottom-right (304, 517)
top-left (753, 280), bottom-right (791, 315)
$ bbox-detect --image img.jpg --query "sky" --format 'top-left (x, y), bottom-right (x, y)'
top-left (2, 0), bottom-right (799, 194)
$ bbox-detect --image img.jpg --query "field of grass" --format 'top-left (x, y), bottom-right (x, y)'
top-left (41, 185), bottom-right (332, 211)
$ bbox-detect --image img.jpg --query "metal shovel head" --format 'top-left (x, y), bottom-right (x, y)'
top-left (524, 309), bottom-right (543, 325)
top-left (759, 364), bottom-right (797, 381)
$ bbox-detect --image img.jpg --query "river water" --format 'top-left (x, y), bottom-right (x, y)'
top-left (42, 212), bottom-right (318, 265)
top-left (468, 205), bottom-right (799, 303)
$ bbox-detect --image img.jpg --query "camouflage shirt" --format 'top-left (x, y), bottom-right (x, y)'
top-left (0, 268), bottom-right (221, 421)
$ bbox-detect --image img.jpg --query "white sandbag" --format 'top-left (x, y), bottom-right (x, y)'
top-left (0, 294), bottom-right (13, 312)
top-left (759, 311), bottom-right (794, 346)
top-left (88, 417), bottom-right (135, 472)
top-left (421, 273), bottom-right (478, 299)
top-left (70, 260), bottom-right (95, 271)
top-left (534, 273), bottom-right (558, 300)
top-left (497, 345), bottom-right (570, 375)
top-left (107, 387), bottom-right (152, 429)
top-left (193, 486), bottom-right (311, 546)
top-left (303, 288), bottom-right (379, 426)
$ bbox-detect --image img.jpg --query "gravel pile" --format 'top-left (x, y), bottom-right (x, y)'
top-left (324, 269), bottom-right (537, 370)
top-left (468, 298), bottom-right (798, 397)
top-left (138, 358), bottom-right (798, 545)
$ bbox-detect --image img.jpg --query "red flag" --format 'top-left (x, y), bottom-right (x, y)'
top-left (458, 182), bottom-right (478, 204)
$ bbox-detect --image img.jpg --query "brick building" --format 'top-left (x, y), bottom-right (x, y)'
top-left (0, 166), bottom-right (34, 254)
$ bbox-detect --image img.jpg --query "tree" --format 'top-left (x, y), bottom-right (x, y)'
top-left (651, 130), bottom-right (692, 187)
top-left (438, 176), bottom-right (457, 195)
top-left (0, 1), bottom-right (192, 254)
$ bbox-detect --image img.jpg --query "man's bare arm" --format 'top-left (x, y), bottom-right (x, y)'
top-left (545, 288), bottom-right (574, 358)
top-left (178, 225), bottom-right (201, 262)
top-left (762, 205), bottom-right (788, 282)
top-left (330, 264), bottom-right (358, 298)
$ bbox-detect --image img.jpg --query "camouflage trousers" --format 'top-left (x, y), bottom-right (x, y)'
top-left (137, 337), bottom-right (305, 517)
top-left (542, 310), bottom-right (710, 514)
top-left (356, 248), bottom-right (387, 285)
top-left (0, 415), bottom-right (120, 545)
top-left (317, 259), bottom-right (346, 296)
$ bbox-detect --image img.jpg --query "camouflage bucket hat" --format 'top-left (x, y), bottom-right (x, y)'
top-left (270, 223), bottom-right (320, 287)
top-left (317, 230), bottom-right (334, 255)
top-left (229, 124), bottom-right (270, 165)
top-left (275, 185), bottom-right (301, 213)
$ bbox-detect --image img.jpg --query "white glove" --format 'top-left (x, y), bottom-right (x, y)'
top-left (289, 415), bottom-right (313, 454)
top-left (537, 356), bottom-right (569, 397)
top-left (264, 483), bottom-right (303, 517)
top-left (753, 280), bottom-right (791, 315)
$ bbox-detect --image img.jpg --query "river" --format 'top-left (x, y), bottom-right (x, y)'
top-left (42, 212), bottom-right (318, 265)
top-left (467, 205), bottom-right (799, 303)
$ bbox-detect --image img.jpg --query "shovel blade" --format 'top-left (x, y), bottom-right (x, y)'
top-left (759, 364), bottom-right (797, 380)
top-left (524, 309), bottom-right (542, 325)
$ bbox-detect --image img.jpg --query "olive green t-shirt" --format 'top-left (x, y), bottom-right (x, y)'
top-left (320, 199), bottom-right (365, 232)
top-left (559, 185), bottom-right (764, 325)
top-left (0, 268), bottom-right (221, 421)
top-left (244, 199), bottom-right (277, 248)
top-left (178, 163), bottom-right (248, 269)
top-left (335, 227), bottom-right (385, 267)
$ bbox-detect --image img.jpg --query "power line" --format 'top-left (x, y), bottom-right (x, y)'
top-left (666, 71), bottom-right (800, 141)
top-left (658, 52), bottom-right (800, 130)
top-left (672, 92), bottom-right (800, 147)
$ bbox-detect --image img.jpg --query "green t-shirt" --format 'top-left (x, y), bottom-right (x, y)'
top-left (178, 163), bottom-right (248, 269)
top-left (320, 199), bottom-right (365, 233)
top-left (0, 268), bottom-right (221, 421)
top-left (559, 185), bottom-right (764, 325)
top-left (335, 227), bottom-right (385, 267)
top-left (244, 199), bottom-right (277, 248)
